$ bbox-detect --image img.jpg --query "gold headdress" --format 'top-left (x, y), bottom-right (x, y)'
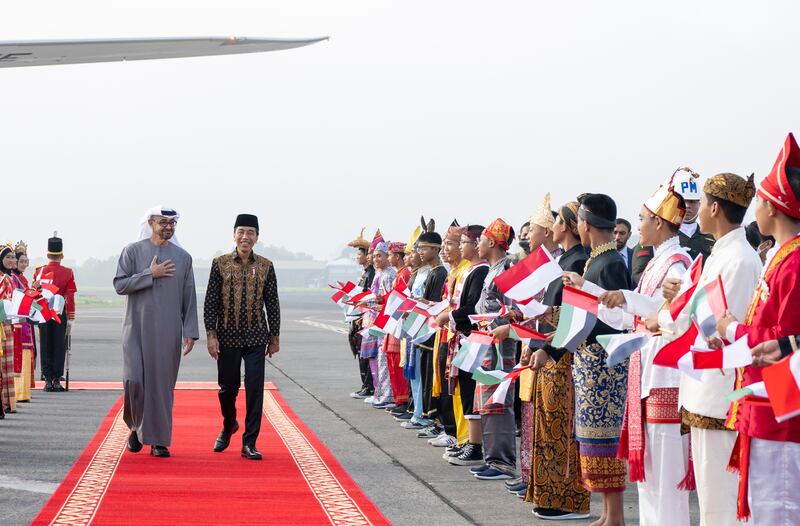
top-left (14, 240), bottom-right (27, 255)
top-left (643, 168), bottom-right (688, 226)
top-left (704, 173), bottom-right (756, 209)
top-left (529, 193), bottom-right (555, 229)
top-left (405, 226), bottom-right (421, 254)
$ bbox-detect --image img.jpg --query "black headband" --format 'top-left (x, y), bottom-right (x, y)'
top-left (578, 206), bottom-right (616, 229)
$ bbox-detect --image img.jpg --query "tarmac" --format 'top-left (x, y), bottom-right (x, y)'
top-left (0, 291), bottom-right (700, 525)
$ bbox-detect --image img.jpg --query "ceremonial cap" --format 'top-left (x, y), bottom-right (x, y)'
top-left (558, 202), bottom-right (580, 235)
top-left (673, 168), bottom-right (702, 200)
top-left (483, 218), bottom-right (514, 250)
top-left (234, 214), bottom-right (259, 233)
top-left (463, 224), bottom-right (484, 241)
top-left (643, 169), bottom-right (687, 226)
top-left (445, 219), bottom-right (463, 242)
top-left (578, 193), bottom-right (617, 229)
top-left (417, 231), bottom-right (442, 248)
top-left (347, 227), bottom-right (370, 250)
top-left (388, 241), bottom-right (406, 254)
top-left (14, 240), bottom-right (27, 256)
top-left (705, 173), bottom-right (756, 209)
top-left (758, 133), bottom-right (800, 219)
top-left (368, 229), bottom-right (385, 252)
top-left (405, 226), bottom-right (421, 254)
top-left (530, 193), bottom-right (555, 229)
top-left (48, 231), bottom-right (63, 256)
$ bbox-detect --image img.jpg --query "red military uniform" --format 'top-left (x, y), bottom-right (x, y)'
top-left (34, 261), bottom-right (77, 321)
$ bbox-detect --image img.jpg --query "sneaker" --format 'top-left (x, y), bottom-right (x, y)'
top-left (388, 403), bottom-right (409, 415)
top-left (416, 425), bottom-right (441, 439)
top-left (447, 443), bottom-right (484, 466)
top-left (504, 476), bottom-right (523, 488)
top-left (428, 433), bottom-right (457, 448)
top-left (507, 481), bottom-right (527, 493)
top-left (349, 388), bottom-right (369, 399)
top-left (469, 463), bottom-right (492, 474)
top-left (474, 466), bottom-right (515, 480)
top-left (532, 508), bottom-right (591, 520)
top-left (400, 419), bottom-right (426, 429)
top-left (364, 396), bottom-right (375, 404)
top-left (393, 412), bottom-right (412, 422)
top-left (517, 487), bottom-right (527, 498)
top-left (444, 443), bottom-right (463, 456)
top-left (373, 402), bottom-right (396, 409)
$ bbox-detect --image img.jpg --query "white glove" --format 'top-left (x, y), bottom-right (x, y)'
top-left (67, 320), bottom-right (75, 329)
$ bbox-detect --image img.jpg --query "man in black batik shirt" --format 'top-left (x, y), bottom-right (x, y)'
top-left (204, 214), bottom-right (280, 461)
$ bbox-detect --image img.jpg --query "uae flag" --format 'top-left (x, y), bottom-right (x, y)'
top-left (452, 332), bottom-right (494, 373)
top-left (471, 366), bottom-right (507, 386)
top-left (691, 336), bottom-right (752, 370)
top-left (0, 299), bottom-right (9, 322)
top-left (763, 352), bottom-right (800, 423)
top-left (689, 276), bottom-right (728, 338)
top-left (597, 332), bottom-right (649, 367)
top-left (669, 254), bottom-right (704, 320)
top-left (507, 323), bottom-right (547, 348)
top-left (493, 246), bottom-right (562, 301)
top-left (488, 377), bottom-right (513, 405)
top-left (551, 286), bottom-right (598, 352)
top-left (728, 381), bottom-right (768, 402)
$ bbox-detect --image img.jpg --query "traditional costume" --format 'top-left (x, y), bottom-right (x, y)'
top-left (725, 134), bottom-right (800, 523)
top-left (475, 218), bottom-right (518, 475)
top-left (347, 228), bottom-right (376, 398)
top-left (592, 178), bottom-right (693, 525)
top-left (417, 231), bottom-right (447, 421)
top-left (369, 240), bottom-right (396, 407)
top-left (34, 234), bottom-right (76, 393)
top-left (657, 174), bottom-right (761, 526)
top-left (11, 241), bottom-right (35, 402)
top-left (113, 207), bottom-right (199, 447)
top-left (0, 243), bottom-right (17, 413)
top-left (525, 202), bottom-right (591, 516)
top-left (405, 243), bottom-right (432, 426)
top-left (384, 241), bottom-right (411, 408)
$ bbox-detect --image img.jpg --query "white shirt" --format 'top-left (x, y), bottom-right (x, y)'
top-left (679, 221), bottom-right (698, 238)
top-left (658, 227), bottom-right (762, 419)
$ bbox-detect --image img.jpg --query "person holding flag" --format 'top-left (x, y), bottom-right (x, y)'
top-left (11, 241), bottom-right (36, 402)
top-left (588, 176), bottom-right (693, 525)
top-left (0, 243), bottom-right (18, 414)
top-left (383, 241), bottom-right (412, 416)
top-left (34, 233), bottom-right (77, 394)
top-left (362, 236), bottom-right (396, 409)
top-left (656, 173), bottom-right (761, 526)
top-left (716, 133), bottom-right (800, 524)
top-left (347, 228), bottom-right (376, 400)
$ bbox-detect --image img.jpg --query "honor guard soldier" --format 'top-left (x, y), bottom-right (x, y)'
top-left (34, 232), bottom-right (77, 392)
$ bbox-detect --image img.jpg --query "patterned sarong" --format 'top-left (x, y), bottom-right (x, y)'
top-left (1, 322), bottom-right (16, 412)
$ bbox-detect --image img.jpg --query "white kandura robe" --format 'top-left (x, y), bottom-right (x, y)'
top-left (658, 227), bottom-right (762, 526)
top-left (114, 239), bottom-right (199, 446)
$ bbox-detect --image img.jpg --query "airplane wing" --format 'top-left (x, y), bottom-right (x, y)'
top-left (0, 36), bottom-right (327, 68)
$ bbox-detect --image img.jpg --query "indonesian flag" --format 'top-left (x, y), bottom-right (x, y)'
top-left (452, 331), bottom-right (494, 373)
top-left (689, 276), bottom-right (728, 339)
top-left (11, 288), bottom-right (38, 317)
top-left (597, 332), bottom-right (649, 368)
top-left (669, 254), bottom-right (703, 320)
top-left (728, 381), bottom-right (768, 402)
top-left (691, 336), bottom-right (751, 370)
top-left (507, 323), bottom-right (547, 348)
top-left (331, 281), bottom-right (359, 305)
top-left (468, 305), bottom-right (509, 324)
top-left (39, 282), bottom-right (60, 300)
top-left (514, 297), bottom-right (548, 318)
top-left (551, 286), bottom-right (598, 352)
top-left (424, 299), bottom-right (450, 317)
top-left (373, 290), bottom-right (408, 335)
top-left (471, 366), bottom-right (506, 386)
top-left (345, 290), bottom-right (376, 305)
top-left (763, 353), bottom-right (800, 423)
top-left (653, 323), bottom-right (698, 369)
top-left (494, 246), bottom-right (563, 301)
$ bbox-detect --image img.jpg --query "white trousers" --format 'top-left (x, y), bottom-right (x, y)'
top-left (748, 437), bottom-right (800, 525)
top-left (637, 423), bottom-right (690, 526)
top-left (691, 427), bottom-right (739, 526)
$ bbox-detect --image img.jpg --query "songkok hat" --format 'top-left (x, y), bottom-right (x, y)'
top-left (47, 232), bottom-right (63, 255)
top-left (417, 232), bottom-right (442, 248)
top-left (234, 214), bottom-right (259, 233)
top-left (463, 224), bottom-right (484, 241)
top-left (445, 219), bottom-right (463, 242)
top-left (529, 193), bottom-right (555, 229)
top-left (405, 226), bottom-right (421, 254)
top-left (673, 168), bottom-right (702, 200)
top-left (643, 169), bottom-right (687, 226)
top-left (483, 218), bottom-right (514, 250)
top-left (369, 229), bottom-right (385, 252)
top-left (138, 206), bottom-right (182, 247)
top-left (388, 241), bottom-right (406, 254)
top-left (14, 240), bottom-right (27, 256)
top-left (347, 227), bottom-right (370, 250)
top-left (758, 133), bottom-right (800, 219)
top-left (373, 241), bottom-right (389, 254)
top-left (577, 194), bottom-right (617, 229)
top-left (705, 173), bottom-right (756, 209)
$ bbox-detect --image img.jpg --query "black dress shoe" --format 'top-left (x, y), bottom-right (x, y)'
top-left (44, 380), bottom-right (54, 392)
top-left (241, 444), bottom-right (262, 460)
top-left (52, 381), bottom-right (66, 392)
top-left (150, 445), bottom-right (170, 457)
top-left (213, 421), bottom-right (239, 452)
top-left (127, 431), bottom-right (143, 453)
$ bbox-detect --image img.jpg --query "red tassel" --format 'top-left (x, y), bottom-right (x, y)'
top-left (676, 454), bottom-right (696, 490)
top-left (626, 449), bottom-right (646, 483)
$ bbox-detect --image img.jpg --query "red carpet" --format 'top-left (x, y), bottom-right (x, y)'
top-left (34, 381), bottom-right (277, 390)
top-left (32, 389), bottom-right (389, 525)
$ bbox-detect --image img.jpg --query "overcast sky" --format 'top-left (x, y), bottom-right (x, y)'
top-left (3, 1), bottom-right (798, 263)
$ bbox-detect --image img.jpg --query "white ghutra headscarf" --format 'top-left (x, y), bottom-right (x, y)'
top-left (138, 205), bottom-right (182, 247)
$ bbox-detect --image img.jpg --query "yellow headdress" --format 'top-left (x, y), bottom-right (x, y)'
top-left (14, 240), bottom-right (27, 255)
top-left (405, 226), bottom-right (421, 254)
top-left (643, 169), bottom-right (688, 226)
top-left (529, 193), bottom-right (555, 229)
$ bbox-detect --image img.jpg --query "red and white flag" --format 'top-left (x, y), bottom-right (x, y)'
top-left (669, 254), bottom-right (703, 320)
top-left (468, 305), bottom-right (509, 324)
top-left (494, 246), bottom-right (562, 301)
top-left (691, 336), bottom-right (752, 370)
top-left (763, 352), bottom-right (800, 423)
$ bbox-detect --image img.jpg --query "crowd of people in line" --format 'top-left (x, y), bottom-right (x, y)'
top-left (338, 133), bottom-right (800, 525)
top-left (0, 235), bottom-right (77, 419)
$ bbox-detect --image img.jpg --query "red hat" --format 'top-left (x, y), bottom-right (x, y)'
top-left (758, 133), bottom-right (800, 219)
top-left (483, 218), bottom-right (512, 250)
top-left (368, 229), bottom-right (385, 251)
top-left (388, 241), bottom-right (406, 254)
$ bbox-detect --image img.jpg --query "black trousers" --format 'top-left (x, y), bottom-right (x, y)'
top-left (349, 321), bottom-right (373, 392)
top-left (457, 368), bottom-right (477, 417)
top-left (420, 347), bottom-right (435, 418)
top-left (217, 344), bottom-right (266, 447)
top-left (436, 342), bottom-right (456, 435)
top-left (39, 314), bottom-right (67, 382)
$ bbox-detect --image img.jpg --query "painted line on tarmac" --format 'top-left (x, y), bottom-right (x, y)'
top-left (0, 475), bottom-right (58, 494)
top-left (266, 360), bottom-right (479, 525)
top-left (295, 319), bottom-right (349, 335)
